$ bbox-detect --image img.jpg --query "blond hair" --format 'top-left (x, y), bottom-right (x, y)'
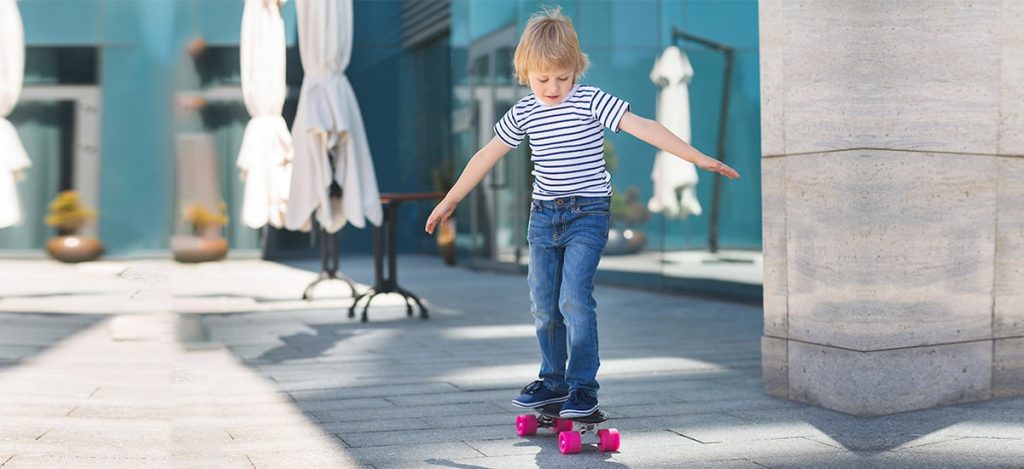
top-left (513, 7), bottom-right (589, 85)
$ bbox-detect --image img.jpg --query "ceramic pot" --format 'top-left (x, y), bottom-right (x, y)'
top-left (604, 227), bottom-right (646, 255)
top-left (436, 218), bottom-right (457, 266)
top-left (171, 235), bottom-right (228, 263)
top-left (46, 235), bottom-right (104, 263)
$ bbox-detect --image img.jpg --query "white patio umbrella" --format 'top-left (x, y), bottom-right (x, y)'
top-left (0, 0), bottom-right (29, 229)
top-left (648, 45), bottom-right (702, 219)
top-left (285, 0), bottom-right (381, 233)
top-left (237, 0), bottom-right (292, 229)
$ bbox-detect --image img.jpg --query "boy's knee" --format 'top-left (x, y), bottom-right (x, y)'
top-left (558, 298), bottom-right (592, 316)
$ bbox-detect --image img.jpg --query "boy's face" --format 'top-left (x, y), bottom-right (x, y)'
top-left (527, 68), bottom-right (574, 106)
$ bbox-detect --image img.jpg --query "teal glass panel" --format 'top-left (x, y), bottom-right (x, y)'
top-left (99, 43), bottom-right (174, 253)
top-left (0, 102), bottom-right (74, 250)
top-left (197, 1), bottom-right (245, 46)
top-left (195, 47), bottom-right (242, 87)
top-left (19, 0), bottom-right (101, 45)
top-left (494, 46), bottom-right (514, 85)
top-left (198, 102), bottom-right (260, 251)
top-left (23, 47), bottom-right (99, 85)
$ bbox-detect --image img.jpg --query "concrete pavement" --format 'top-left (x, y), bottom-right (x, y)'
top-left (0, 257), bottom-right (1021, 468)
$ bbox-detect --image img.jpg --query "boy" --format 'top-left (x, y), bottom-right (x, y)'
top-left (425, 8), bottom-right (739, 418)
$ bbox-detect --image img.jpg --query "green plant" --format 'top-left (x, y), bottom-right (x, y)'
top-left (603, 141), bottom-right (651, 227)
top-left (431, 156), bottom-right (456, 193)
top-left (45, 190), bottom-right (96, 235)
top-left (183, 201), bottom-right (228, 235)
top-left (611, 186), bottom-right (651, 226)
top-left (430, 156), bottom-right (458, 266)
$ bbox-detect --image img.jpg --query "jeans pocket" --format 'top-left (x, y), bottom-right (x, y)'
top-left (578, 200), bottom-right (610, 216)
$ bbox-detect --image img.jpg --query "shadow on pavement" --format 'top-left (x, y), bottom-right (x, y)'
top-left (191, 258), bottom-right (1024, 467)
top-left (0, 312), bottom-right (107, 365)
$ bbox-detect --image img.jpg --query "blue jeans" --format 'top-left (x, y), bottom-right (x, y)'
top-left (527, 196), bottom-right (611, 396)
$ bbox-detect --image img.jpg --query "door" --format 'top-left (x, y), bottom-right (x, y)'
top-left (464, 26), bottom-right (531, 269)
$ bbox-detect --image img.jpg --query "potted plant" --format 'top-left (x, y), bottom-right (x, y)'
top-left (604, 142), bottom-right (651, 255)
top-left (432, 157), bottom-right (457, 266)
top-left (171, 201), bottom-right (229, 263)
top-left (44, 190), bottom-right (104, 262)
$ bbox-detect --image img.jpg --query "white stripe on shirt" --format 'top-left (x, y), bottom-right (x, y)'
top-left (494, 85), bottom-right (630, 200)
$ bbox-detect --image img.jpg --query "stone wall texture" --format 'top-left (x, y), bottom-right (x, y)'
top-left (760, 0), bottom-right (1024, 415)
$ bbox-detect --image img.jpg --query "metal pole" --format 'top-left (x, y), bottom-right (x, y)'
top-left (671, 28), bottom-right (734, 254)
top-left (708, 48), bottom-right (734, 254)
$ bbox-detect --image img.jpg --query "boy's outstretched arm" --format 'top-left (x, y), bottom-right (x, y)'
top-left (425, 136), bottom-right (513, 234)
top-left (618, 112), bottom-right (740, 180)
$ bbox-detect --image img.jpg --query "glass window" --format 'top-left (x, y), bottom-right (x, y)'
top-left (23, 47), bottom-right (98, 85)
top-left (471, 55), bottom-right (490, 82)
top-left (494, 46), bottom-right (513, 85)
top-left (0, 102), bottom-right (75, 249)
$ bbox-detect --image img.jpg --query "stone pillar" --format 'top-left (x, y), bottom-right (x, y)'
top-left (759, 0), bottom-right (1024, 416)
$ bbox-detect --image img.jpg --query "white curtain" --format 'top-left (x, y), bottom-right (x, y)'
top-left (0, 0), bottom-right (29, 229)
top-left (237, 0), bottom-right (292, 229)
top-left (285, 0), bottom-right (381, 233)
top-left (648, 45), bottom-right (702, 219)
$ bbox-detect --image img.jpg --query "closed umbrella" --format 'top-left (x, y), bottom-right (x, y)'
top-left (237, 0), bottom-right (292, 229)
top-left (0, 0), bottom-right (29, 229)
top-left (647, 45), bottom-right (702, 219)
top-left (285, 0), bottom-right (381, 233)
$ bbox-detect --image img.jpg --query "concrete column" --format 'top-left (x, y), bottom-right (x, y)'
top-left (759, 0), bottom-right (1024, 415)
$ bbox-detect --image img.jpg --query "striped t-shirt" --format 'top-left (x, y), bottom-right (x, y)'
top-left (493, 85), bottom-right (630, 200)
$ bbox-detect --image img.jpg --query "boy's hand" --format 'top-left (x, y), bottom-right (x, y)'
top-left (425, 199), bottom-right (456, 235)
top-left (698, 157), bottom-right (741, 180)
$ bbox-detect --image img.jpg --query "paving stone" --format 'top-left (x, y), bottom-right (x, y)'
top-left (313, 403), bottom-right (502, 424)
top-left (899, 436), bottom-right (1024, 458)
top-left (417, 412), bottom-right (515, 429)
top-left (0, 403), bottom-right (75, 418)
top-left (0, 441), bottom-right (170, 459)
top-left (286, 382), bottom-right (460, 399)
top-left (346, 441), bottom-right (484, 467)
top-left (1, 455), bottom-right (174, 469)
top-left (384, 389), bottom-right (511, 407)
top-left (173, 456), bottom-right (255, 469)
top-left (319, 417), bottom-right (433, 434)
top-left (0, 426), bottom-right (46, 442)
top-left (1, 258), bottom-right (1021, 467)
top-left (338, 424), bottom-right (511, 448)
top-left (752, 450), bottom-right (1024, 469)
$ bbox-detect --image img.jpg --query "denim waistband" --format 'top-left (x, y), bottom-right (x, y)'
top-left (532, 196), bottom-right (610, 210)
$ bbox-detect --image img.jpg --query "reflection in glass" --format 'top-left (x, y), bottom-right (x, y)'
top-left (0, 102), bottom-right (74, 250)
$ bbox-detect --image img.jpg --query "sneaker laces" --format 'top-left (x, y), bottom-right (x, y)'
top-left (568, 390), bottom-right (597, 406)
top-left (521, 380), bottom-right (545, 394)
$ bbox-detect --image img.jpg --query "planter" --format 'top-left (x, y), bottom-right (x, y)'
top-left (604, 227), bottom-right (646, 255)
top-left (46, 235), bottom-right (104, 263)
top-left (171, 235), bottom-right (228, 263)
top-left (436, 218), bottom-right (457, 266)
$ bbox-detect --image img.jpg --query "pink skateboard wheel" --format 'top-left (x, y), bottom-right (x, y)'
top-left (597, 428), bottom-right (620, 452)
top-left (516, 414), bottom-right (538, 436)
top-left (558, 431), bottom-right (582, 454)
top-left (552, 418), bottom-right (573, 433)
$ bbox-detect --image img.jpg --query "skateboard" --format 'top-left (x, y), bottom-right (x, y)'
top-left (514, 402), bottom-right (621, 454)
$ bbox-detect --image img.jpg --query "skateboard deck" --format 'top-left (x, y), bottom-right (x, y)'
top-left (536, 402), bottom-right (608, 423)
top-left (514, 402), bottom-right (620, 454)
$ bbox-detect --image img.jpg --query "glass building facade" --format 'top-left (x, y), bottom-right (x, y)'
top-left (450, 0), bottom-right (761, 297)
top-left (1, 0), bottom-right (760, 298)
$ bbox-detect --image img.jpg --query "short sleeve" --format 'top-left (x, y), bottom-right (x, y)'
top-left (589, 88), bottom-right (631, 133)
top-left (493, 107), bottom-right (525, 148)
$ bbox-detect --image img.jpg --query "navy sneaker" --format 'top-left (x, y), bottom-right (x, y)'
top-left (559, 390), bottom-right (599, 418)
top-left (512, 380), bottom-right (569, 408)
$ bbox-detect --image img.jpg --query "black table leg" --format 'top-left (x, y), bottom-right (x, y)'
top-left (354, 200), bottom-right (429, 322)
top-left (303, 228), bottom-right (357, 300)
